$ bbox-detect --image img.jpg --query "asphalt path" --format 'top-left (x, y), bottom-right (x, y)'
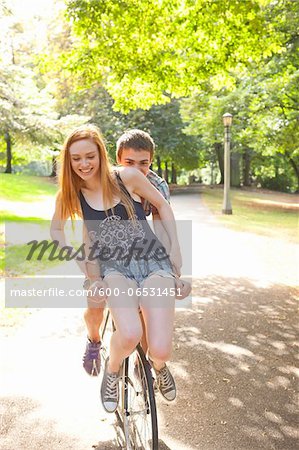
top-left (1, 193), bottom-right (298, 449)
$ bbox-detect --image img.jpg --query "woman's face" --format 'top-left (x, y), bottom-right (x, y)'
top-left (69, 138), bottom-right (100, 180)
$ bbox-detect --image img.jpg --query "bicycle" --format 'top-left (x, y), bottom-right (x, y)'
top-left (100, 307), bottom-right (159, 450)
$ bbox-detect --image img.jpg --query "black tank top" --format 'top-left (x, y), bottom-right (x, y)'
top-left (79, 172), bottom-right (168, 265)
top-left (79, 192), bottom-right (145, 221)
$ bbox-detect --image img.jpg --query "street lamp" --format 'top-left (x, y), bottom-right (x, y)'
top-left (222, 113), bottom-right (233, 214)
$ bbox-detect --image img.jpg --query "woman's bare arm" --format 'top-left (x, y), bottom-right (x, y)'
top-left (50, 197), bottom-right (89, 276)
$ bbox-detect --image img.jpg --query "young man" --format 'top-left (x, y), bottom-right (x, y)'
top-left (116, 129), bottom-right (171, 254)
top-left (83, 129), bottom-right (191, 402)
top-left (116, 131), bottom-right (190, 293)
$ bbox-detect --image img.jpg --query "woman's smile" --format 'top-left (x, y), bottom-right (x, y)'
top-left (79, 167), bottom-right (93, 175)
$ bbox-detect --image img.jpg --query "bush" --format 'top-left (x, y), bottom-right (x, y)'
top-left (15, 161), bottom-right (51, 176)
top-left (258, 173), bottom-right (292, 192)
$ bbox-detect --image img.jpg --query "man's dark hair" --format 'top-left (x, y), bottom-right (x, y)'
top-left (116, 129), bottom-right (155, 159)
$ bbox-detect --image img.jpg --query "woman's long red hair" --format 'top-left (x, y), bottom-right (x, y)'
top-left (57, 125), bottom-right (135, 221)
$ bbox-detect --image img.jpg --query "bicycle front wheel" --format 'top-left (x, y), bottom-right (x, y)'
top-left (122, 344), bottom-right (158, 450)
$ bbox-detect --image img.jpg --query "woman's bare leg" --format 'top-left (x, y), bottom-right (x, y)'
top-left (139, 311), bottom-right (148, 354)
top-left (105, 274), bottom-right (142, 373)
top-left (140, 275), bottom-right (176, 370)
top-left (140, 274), bottom-right (177, 400)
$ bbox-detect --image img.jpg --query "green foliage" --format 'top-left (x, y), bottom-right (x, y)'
top-left (180, 0), bottom-right (299, 191)
top-left (66, 0), bottom-right (281, 112)
top-left (64, 0), bottom-right (298, 189)
top-left (0, 4), bottom-right (91, 173)
top-left (38, 63), bottom-right (200, 171)
top-left (258, 172), bottom-right (293, 193)
top-left (2, 0), bottom-right (297, 187)
top-left (114, 98), bottom-right (200, 170)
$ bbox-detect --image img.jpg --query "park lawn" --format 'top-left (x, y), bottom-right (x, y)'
top-left (201, 187), bottom-right (299, 242)
top-left (0, 172), bottom-right (58, 225)
top-left (0, 173), bottom-right (58, 226)
top-left (1, 174), bottom-right (59, 271)
top-left (0, 173), bottom-right (58, 202)
top-left (2, 243), bottom-right (66, 276)
top-left (0, 174), bottom-right (60, 327)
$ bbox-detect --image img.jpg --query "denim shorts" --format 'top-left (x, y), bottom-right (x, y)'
top-left (99, 255), bottom-right (174, 286)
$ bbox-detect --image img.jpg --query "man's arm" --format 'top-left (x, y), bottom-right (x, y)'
top-left (147, 171), bottom-right (172, 252)
top-left (152, 214), bottom-right (171, 253)
top-left (147, 171), bottom-right (191, 296)
top-left (120, 167), bottom-right (182, 275)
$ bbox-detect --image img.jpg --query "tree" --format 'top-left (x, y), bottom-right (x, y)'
top-left (180, 0), bottom-right (299, 191)
top-left (237, 0), bottom-right (299, 191)
top-left (0, 61), bottom-right (66, 172)
top-left (119, 99), bottom-right (200, 175)
top-left (66, 0), bottom-right (282, 112)
top-left (0, 4), bottom-right (89, 173)
top-left (63, 0), bottom-right (298, 191)
top-left (39, 14), bottom-right (201, 177)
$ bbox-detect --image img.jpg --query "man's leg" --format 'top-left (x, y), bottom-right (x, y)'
top-left (84, 306), bottom-right (104, 342)
top-left (82, 304), bottom-right (104, 376)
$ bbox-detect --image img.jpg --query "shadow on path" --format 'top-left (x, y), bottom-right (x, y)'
top-left (159, 276), bottom-right (298, 450)
top-left (0, 396), bottom-right (119, 450)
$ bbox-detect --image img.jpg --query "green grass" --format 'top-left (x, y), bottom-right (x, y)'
top-left (201, 187), bottom-right (299, 242)
top-left (1, 173), bottom-right (59, 272)
top-left (1, 174), bottom-right (61, 327)
top-left (0, 174), bottom-right (58, 226)
top-left (0, 173), bottom-right (57, 202)
top-left (1, 212), bottom-right (49, 223)
top-left (2, 243), bottom-right (65, 276)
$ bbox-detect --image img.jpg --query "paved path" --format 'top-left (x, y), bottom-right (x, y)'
top-left (1, 193), bottom-right (298, 449)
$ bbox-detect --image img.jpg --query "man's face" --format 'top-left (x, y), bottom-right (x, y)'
top-left (118, 148), bottom-right (152, 176)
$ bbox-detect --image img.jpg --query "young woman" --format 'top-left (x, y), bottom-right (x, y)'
top-left (51, 125), bottom-right (182, 413)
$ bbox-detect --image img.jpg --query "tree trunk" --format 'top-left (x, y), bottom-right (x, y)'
top-left (214, 143), bottom-right (224, 184)
top-left (4, 131), bottom-right (12, 173)
top-left (156, 155), bottom-right (162, 178)
top-left (50, 155), bottom-right (57, 177)
top-left (210, 161), bottom-right (214, 185)
top-left (164, 161), bottom-right (169, 184)
top-left (275, 161), bottom-right (279, 178)
top-left (287, 156), bottom-right (299, 192)
top-left (231, 152), bottom-right (240, 187)
top-left (171, 162), bottom-right (177, 184)
top-left (243, 148), bottom-right (251, 186)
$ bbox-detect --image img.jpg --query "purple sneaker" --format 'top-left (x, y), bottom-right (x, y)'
top-left (82, 339), bottom-right (101, 376)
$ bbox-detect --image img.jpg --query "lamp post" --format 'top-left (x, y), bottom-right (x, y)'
top-left (222, 113), bottom-right (233, 214)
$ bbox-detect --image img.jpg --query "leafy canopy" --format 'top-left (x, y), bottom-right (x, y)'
top-left (66, 0), bottom-right (280, 112)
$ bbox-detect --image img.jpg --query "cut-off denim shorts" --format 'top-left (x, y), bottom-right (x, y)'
top-left (99, 254), bottom-right (174, 286)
